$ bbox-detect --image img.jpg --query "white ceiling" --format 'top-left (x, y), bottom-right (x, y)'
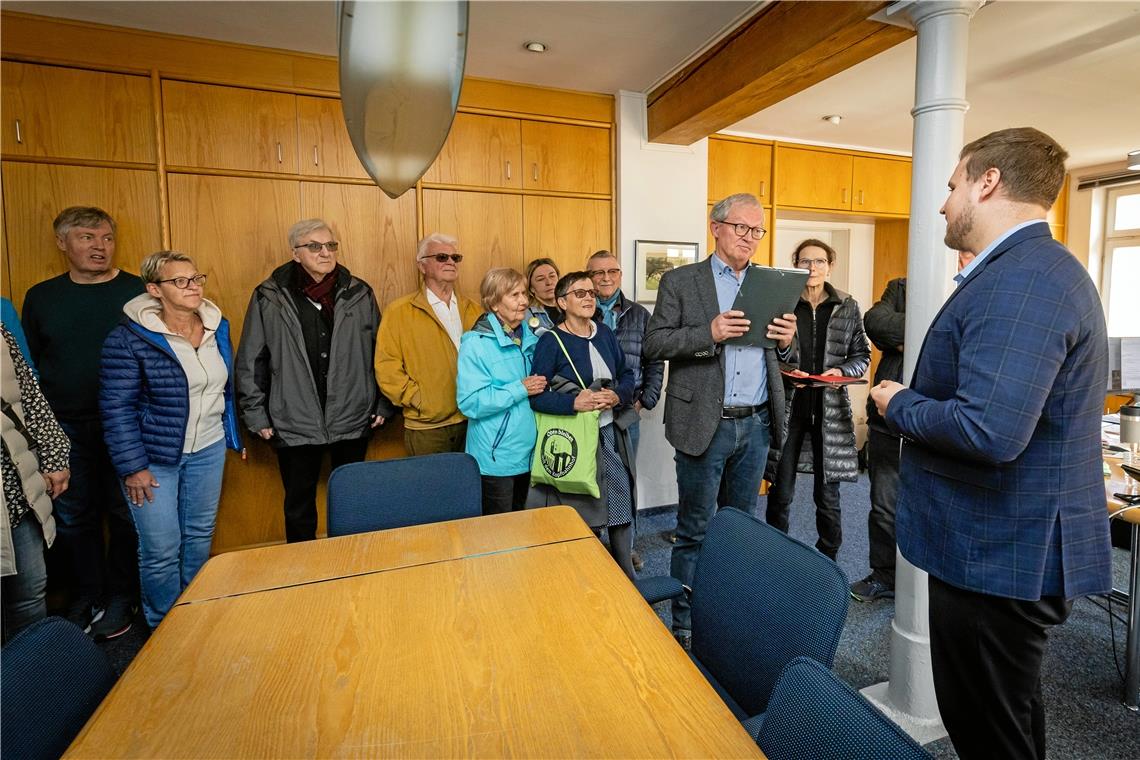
top-left (6, 0), bottom-right (1138, 169)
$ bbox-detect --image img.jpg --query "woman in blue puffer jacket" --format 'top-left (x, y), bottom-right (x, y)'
top-left (99, 251), bottom-right (242, 629)
top-left (457, 268), bottom-right (547, 515)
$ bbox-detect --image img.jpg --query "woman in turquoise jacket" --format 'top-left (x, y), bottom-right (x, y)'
top-left (457, 268), bottom-right (548, 514)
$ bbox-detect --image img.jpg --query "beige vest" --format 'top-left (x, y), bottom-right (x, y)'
top-left (1, 343), bottom-right (56, 576)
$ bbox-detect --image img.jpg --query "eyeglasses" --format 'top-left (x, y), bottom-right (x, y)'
top-left (588, 268), bottom-right (621, 279)
top-left (560, 288), bottom-right (596, 299)
top-left (797, 258), bottom-right (830, 269)
top-left (156, 274), bottom-right (207, 289)
top-left (419, 253), bottom-right (464, 264)
top-left (294, 241), bottom-right (339, 253)
top-left (717, 220), bottom-right (767, 240)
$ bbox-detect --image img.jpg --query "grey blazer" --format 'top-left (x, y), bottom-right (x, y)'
top-left (643, 258), bottom-right (789, 458)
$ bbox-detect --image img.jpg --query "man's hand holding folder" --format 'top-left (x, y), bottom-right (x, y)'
top-left (712, 310), bottom-right (796, 348)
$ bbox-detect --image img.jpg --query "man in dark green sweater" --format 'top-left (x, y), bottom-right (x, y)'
top-left (21, 206), bottom-right (144, 639)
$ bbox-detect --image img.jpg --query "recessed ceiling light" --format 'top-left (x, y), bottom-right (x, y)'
top-left (822, 114), bottom-right (843, 125)
top-left (524, 41), bottom-right (547, 53)
top-left (1129, 149), bottom-right (1140, 171)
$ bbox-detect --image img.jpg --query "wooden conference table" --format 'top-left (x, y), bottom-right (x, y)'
top-left (1105, 457), bottom-right (1140, 710)
top-left (65, 507), bottom-right (765, 758)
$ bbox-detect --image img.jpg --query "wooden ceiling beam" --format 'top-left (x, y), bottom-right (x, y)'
top-left (647, 1), bottom-right (913, 145)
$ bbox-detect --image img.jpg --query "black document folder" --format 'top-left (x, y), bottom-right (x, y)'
top-left (724, 265), bottom-right (809, 348)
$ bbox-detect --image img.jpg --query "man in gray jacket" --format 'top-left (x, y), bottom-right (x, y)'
top-left (643, 193), bottom-right (796, 646)
top-left (235, 219), bottom-right (396, 542)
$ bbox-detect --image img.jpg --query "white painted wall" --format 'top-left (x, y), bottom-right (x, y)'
top-left (616, 90), bottom-right (709, 508)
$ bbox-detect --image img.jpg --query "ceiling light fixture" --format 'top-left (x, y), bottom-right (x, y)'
top-left (822, 114), bottom-right (843, 125)
top-left (1129, 149), bottom-right (1140, 171)
top-left (524, 41), bottom-right (547, 53)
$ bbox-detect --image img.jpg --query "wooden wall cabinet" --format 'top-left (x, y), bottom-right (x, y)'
top-left (708, 138), bottom-right (772, 205)
top-left (422, 113), bottom-right (522, 189)
top-left (163, 80), bottom-right (298, 174)
top-left (851, 156), bottom-right (910, 215)
top-left (1, 62), bottom-right (155, 164)
top-left (522, 196), bottom-right (611, 274)
top-left (521, 121), bottom-right (610, 195)
top-left (775, 146), bottom-right (853, 211)
top-left (421, 190), bottom-right (525, 298)
top-left (297, 96), bottom-right (370, 180)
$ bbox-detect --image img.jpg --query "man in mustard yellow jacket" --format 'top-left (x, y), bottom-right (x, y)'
top-left (377, 233), bottom-right (481, 455)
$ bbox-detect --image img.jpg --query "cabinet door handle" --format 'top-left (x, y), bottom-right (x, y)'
top-left (276, 142), bottom-right (284, 164)
top-left (532, 163), bottom-right (538, 182)
top-left (858, 189), bottom-right (865, 206)
top-left (505, 160), bottom-right (511, 180)
top-left (313, 146), bottom-right (319, 166)
top-left (759, 180), bottom-right (765, 198)
top-left (842, 187), bottom-right (848, 204)
top-left (14, 119), bottom-right (23, 144)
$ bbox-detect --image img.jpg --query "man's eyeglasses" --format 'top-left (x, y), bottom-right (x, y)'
top-left (561, 288), bottom-right (596, 299)
top-left (797, 258), bottom-right (830, 269)
top-left (419, 253), bottom-right (464, 264)
top-left (156, 274), bottom-right (207, 289)
top-left (294, 241), bottom-right (339, 253)
top-left (588, 268), bottom-right (621, 279)
top-left (717, 220), bottom-right (767, 241)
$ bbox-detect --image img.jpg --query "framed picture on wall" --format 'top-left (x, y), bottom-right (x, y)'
top-left (634, 240), bottom-right (700, 303)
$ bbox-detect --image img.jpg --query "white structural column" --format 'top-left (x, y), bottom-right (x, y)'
top-left (859, 0), bottom-right (983, 745)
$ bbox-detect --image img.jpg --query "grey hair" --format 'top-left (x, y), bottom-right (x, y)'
top-left (709, 193), bottom-right (761, 222)
top-left (417, 232), bottom-right (459, 260)
top-left (288, 219), bottom-right (332, 249)
top-left (140, 250), bottom-right (195, 283)
top-left (586, 249), bottom-right (616, 266)
top-left (53, 206), bottom-right (117, 237)
top-left (479, 267), bottom-right (527, 312)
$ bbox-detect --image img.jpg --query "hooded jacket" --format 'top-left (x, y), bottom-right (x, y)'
top-left (456, 313), bottom-right (540, 477)
top-left (235, 262), bottom-right (395, 447)
top-left (100, 294), bottom-right (242, 478)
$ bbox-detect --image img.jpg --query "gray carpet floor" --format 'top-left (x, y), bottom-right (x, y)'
top-left (92, 472), bottom-right (1139, 758)
top-left (631, 472), bottom-right (1140, 759)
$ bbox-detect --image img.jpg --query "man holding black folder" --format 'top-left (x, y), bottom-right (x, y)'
top-left (644, 193), bottom-right (797, 647)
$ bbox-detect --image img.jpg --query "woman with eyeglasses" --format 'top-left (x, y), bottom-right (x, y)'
top-left (765, 239), bottom-right (870, 562)
top-left (529, 271), bottom-right (638, 579)
top-left (524, 257), bottom-right (561, 334)
top-left (235, 219), bottom-right (396, 543)
top-left (99, 251), bottom-right (243, 628)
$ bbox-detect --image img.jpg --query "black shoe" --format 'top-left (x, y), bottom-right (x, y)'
top-left (66, 597), bottom-right (105, 634)
top-left (672, 629), bottom-right (692, 652)
top-left (631, 550), bottom-right (645, 572)
top-left (90, 596), bottom-right (137, 640)
top-left (850, 575), bottom-right (895, 603)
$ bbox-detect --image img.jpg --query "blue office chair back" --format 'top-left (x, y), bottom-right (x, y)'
top-left (756, 656), bottom-right (931, 760)
top-left (327, 452), bottom-right (482, 536)
top-left (1, 617), bottom-right (117, 760)
top-left (690, 508), bottom-right (850, 717)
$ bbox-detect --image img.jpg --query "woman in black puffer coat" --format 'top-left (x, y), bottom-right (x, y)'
top-left (765, 239), bottom-right (870, 560)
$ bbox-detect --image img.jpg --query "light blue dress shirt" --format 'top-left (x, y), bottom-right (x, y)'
top-left (711, 255), bottom-right (768, 407)
top-left (954, 219), bottom-right (1045, 287)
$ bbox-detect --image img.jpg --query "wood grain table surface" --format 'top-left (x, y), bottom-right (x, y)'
top-left (67, 509), bottom-right (764, 758)
top-left (179, 506), bottom-right (594, 604)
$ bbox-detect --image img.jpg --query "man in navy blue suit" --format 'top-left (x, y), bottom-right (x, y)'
top-left (870, 128), bottom-right (1110, 760)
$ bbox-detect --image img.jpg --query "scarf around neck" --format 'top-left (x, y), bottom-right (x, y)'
top-left (294, 263), bottom-right (336, 326)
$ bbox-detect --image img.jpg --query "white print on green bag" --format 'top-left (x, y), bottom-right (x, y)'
top-left (540, 428), bottom-right (578, 477)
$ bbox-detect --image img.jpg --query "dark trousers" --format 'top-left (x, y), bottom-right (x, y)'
top-left (765, 414), bottom-right (841, 559)
top-left (929, 575), bottom-right (1072, 760)
top-left (866, 427), bottom-right (901, 586)
top-left (276, 436), bottom-right (370, 542)
top-left (53, 418), bottom-right (139, 603)
top-left (404, 421), bottom-right (468, 457)
top-left (480, 473), bottom-right (530, 515)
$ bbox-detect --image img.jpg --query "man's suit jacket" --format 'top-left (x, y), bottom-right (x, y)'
top-left (644, 258), bottom-right (788, 458)
top-left (886, 222), bottom-right (1110, 601)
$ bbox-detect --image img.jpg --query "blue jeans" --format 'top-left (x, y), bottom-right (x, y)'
top-left (2, 516), bottom-right (48, 640)
top-left (55, 418), bottom-right (138, 603)
top-left (670, 406), bottom-right (770, 632)
top-left (125, 440), bottom-right (225, 628)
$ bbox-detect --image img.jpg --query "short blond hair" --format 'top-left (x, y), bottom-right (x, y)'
top-left (140, 251), bottom-right (195, 283)
top-left (479, 268), bottom-right (527, 312)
